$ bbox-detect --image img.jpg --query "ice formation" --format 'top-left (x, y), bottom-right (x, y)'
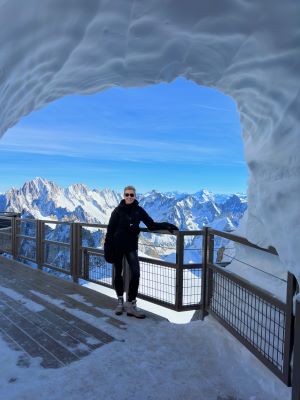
top-left (0, 1), bottom-right (299, 277)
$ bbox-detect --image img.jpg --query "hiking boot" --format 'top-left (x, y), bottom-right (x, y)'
top-left (125, 300), bottom-right (146, 319)
top-left (115, 296), bottom-right (124, 315)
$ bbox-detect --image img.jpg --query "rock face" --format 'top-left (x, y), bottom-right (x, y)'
top-left (0, 1), bottom-right (299, 276)
top-left (0, 178), bottom-right (247, 263)
top-left (0, 177), bottom-right (247, 231)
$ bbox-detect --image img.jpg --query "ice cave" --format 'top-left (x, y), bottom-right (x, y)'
top-left (0, 0), bottom-right (299, 278)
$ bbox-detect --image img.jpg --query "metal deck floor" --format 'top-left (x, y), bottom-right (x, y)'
top-left (0, 255), bottom-right (129, 369)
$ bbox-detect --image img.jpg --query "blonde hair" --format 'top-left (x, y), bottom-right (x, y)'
top-left (124, 185), bottom-right (136, 194)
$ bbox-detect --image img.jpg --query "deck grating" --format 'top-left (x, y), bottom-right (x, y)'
top-left (0, 255), bottom-right (128, 369)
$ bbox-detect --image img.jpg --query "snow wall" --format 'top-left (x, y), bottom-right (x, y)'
top-left (0, 0), bottom-right (299, 279)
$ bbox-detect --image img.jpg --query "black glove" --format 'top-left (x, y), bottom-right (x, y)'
top-left (165, 223), bottom-right (179, 233)
top-left (152, 222), bottom-right (179, 233)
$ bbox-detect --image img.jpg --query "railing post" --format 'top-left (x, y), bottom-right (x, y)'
top-left (175, 231), bottom-right (184, 310)
top-left (200, 227), bottom-right (208, 320)
top-left (83, 248), bottom-right (89, 280)
top-left (206, 230), bottom-right (214, 307)
top-left (292, 297), bottom-right (300, 400)
top-left (11, 215), bottom-right (18, 258)
top-left (36, 219), bottom-right (43, 270)
top-left (123, 257), bottom-right (130, 302)
top-left (70, 223), bottom-right (75, 281)
top-left (284, 272), bottom-right (297, 386)
top-left (200, 227), bottom-right (214, 320)
top-left (70, 223), bottom-right (82, 283)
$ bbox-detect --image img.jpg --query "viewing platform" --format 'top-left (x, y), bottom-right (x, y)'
top-left (0, 255), bottom-right (163, 369)
top-left (0, 253), bottom-right (291, 400)
top-left (0, 214), bottom-right (299, 399)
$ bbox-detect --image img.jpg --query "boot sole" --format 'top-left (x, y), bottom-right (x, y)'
top-left (115, 310), bottom-right (123, 315)
top-left (127, 312), bottom-right (146, 319)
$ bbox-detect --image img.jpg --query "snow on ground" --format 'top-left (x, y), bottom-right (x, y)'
top-left (0, 286), bottom-right (45, 312)
top-left (85, 281), bottom-right (195, 324)
top-left (0, 288), bottom-right (291, 400)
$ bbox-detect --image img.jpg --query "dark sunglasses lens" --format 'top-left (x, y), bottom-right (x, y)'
top-left (125, 193), bottom-right (134, 197)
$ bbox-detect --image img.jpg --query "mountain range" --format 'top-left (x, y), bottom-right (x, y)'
top-left (0, 177), bottom-right (247, 264)
top-left (0, 177), bottom-right (247, 231)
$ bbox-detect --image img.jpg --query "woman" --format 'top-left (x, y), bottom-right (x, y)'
top-left (104, 185), bottom-right (178, 318)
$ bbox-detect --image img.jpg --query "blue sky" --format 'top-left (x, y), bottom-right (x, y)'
top-left (0, 78), bottom-right (247, 194)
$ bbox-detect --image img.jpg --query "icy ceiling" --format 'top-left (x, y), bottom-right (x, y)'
top-left (0, 0), bottom-right (299, 277)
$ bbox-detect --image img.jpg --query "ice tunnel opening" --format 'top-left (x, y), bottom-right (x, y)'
top-left (0, 76), bottom-right (251, 323)
top-left (0, 0), bottom-right (299, 285)
top-left (0, 77), bottom-right (247, 196)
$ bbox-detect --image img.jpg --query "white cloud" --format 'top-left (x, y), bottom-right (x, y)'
top-left (1, 126), bottom-right (244, 165)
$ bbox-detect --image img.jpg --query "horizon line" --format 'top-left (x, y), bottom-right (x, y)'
top-left (0, 176), bottom-right (247, 196)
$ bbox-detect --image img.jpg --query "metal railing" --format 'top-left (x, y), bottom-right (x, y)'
top-left (1, 214), bottom-right (300, 396)
top-left (201, 227), bottom-right (297, 387)
top-left (0, 216), bottom-right (203, 311)
top-left (80, 224), bottom-right (203, 311)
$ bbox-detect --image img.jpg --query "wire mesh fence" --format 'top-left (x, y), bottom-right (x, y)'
top-left (44, 242), bottom-right (71, 273)
top-left (0, 233), bottom-right (12, 253)
top-left (83, 250), bottom-right (113, 287)
top-left (17, 219), bottom-right (37, 238)
top-left (183, 267), bottom-right (201, 306)
top-left (207, 263), bottom-right (290, 383)
top-left (0, 215), bottom-right (17, 254)
top-left (138, 258), bottom-right (177, 305)
top-left (17, 237), bottom-right (36, 262)
top-left (44, 222), bottom-right (71, 244)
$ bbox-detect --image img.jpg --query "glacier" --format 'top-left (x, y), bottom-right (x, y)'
top-left (0, 1), bottom-right (299, 278)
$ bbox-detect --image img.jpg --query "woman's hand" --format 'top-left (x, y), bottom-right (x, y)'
top-left (165, 223), bottom-right (179, 233)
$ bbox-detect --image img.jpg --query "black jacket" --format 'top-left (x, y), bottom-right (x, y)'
top-left (104, 199), bottom-right (178, 262)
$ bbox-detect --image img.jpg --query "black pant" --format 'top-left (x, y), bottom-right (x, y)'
top-left (114, 250), bottom-right (140, 302)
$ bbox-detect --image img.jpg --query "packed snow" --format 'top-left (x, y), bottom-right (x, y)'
top-left (0, 282), bottom-right (291, 400)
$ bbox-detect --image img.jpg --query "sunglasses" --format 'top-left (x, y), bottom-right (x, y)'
top-left (124, 193), bottom-right (135, 197)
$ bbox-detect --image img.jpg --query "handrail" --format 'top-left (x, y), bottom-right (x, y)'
top-left (7, 217), bottom-right (279, 255)
top-left (16, 218), bottom-right (38, 223)
top-left (12, 218), bottom-right (203, 235)
top-left (0, 212), bottom-right (21, 216)
top-left (209, 228), bottom-right (278, 256)
top-left (44, 239), bottom-right (70, 247)
top-left (34, 219), bottom-right (70, 225)
top-left (79, 222), bottom-right (107, 229)
top-left (16, 234), bottom-right (36, 241)
top-left (1, 216), bottom-right (281, 258)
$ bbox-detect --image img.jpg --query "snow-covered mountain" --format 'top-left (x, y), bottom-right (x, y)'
top-left (0, 178), bottom-right (122, 224)
top-left (0, 177), bottom-right (247, 231)
top-left (0, 177), bottom-right (247, 263)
